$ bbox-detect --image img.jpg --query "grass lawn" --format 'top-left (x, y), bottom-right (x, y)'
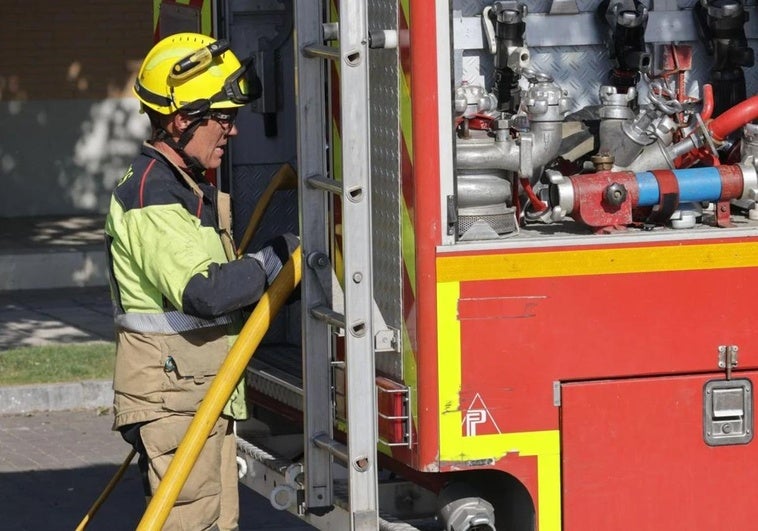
top-left (0, 342), bottom-right (115, 386)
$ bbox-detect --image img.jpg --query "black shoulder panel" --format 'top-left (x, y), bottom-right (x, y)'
top-left (114, 148), bottom-right (218, 229)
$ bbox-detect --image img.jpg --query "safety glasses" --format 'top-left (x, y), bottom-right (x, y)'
top-left (209, 108), bottom-right (239, 128)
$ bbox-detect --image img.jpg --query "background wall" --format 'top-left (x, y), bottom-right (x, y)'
top-left (0, 0), bottom-right (153, 218)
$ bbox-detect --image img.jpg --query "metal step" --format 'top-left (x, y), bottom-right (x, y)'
top-left (247, 343), bottom-right (304, 412)
top-left (235, 435), bottom-right (442, 531)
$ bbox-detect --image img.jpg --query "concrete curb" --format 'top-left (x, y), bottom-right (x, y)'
top-left (0, 380), bottom-right (113, 415)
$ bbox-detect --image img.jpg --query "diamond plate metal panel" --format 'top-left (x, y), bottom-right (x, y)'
top-left (454, 1), bottom-right (757, 112)
top-left (232, 163), bottom-right (299, 247)
top-left (232, 163), bottom-right (300, 346)
top-left (530, 45), bottom-right (609, 110)
top-left (369, 0), bottom-right (403, 378)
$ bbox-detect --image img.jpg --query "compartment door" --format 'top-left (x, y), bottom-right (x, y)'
top-left (562, 372), bottom-right (756, 530)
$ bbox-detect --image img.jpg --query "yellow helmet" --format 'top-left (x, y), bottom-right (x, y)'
top-left (134, 32), bottom-right (256, 115)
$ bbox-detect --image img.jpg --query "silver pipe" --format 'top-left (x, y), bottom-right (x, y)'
top-left (455, 121), bottom-right (562, 173)
top-left (437, 482), bottom-right (495, 531)
top-left (622, 141), bottom-right (674, 172)
top-left (667, 136), bottom-right (699, 160)
top-left (530, 121), bottom-right (563, 168)
top-left (456, 138), bottom-right (519, 170)
top-left (312, 433), bottom-right (348, 464)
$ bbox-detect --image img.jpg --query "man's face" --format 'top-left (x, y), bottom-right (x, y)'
top-left (183, 109), bottom-right (239, 170)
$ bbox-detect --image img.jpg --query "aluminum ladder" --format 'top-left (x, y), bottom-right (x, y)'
top-left (294, 1), bottom-right (379, 529)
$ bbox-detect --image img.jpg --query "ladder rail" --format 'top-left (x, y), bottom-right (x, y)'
top-left (337, 1), bottom-right (380, 527)
top-left (294, 0), bottom-right (335, 513)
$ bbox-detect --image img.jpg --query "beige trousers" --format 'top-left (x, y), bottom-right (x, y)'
top-left (140, 415), bottom-right (239, 531)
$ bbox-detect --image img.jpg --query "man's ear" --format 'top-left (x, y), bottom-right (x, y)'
top-left (172, 112), bottom-right (192, 134)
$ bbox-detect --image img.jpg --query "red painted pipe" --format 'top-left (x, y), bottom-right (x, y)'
top-left (709, 94), bottom-right (758, 142)
top-left (700, 84), bottom-right (714, 122)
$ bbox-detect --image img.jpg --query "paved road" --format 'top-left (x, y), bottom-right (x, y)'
top-left (0, 409), bottom-right (313, 531)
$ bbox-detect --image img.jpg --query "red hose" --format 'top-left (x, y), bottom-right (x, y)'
top-left (700, 84), bottom-right (714, 121)
top-left (709, 94), bottom-right (758, 142)
top-left (677, 144), bottom-right (722, 168)
top-left (520, 177), bottom-right (547, 212)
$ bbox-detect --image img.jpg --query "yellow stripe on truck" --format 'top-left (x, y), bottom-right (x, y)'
top-left (399, 64), bottom-right (415, 296)
top-left (437, 281), bottom-right (561, 531)
top-left (437, 241), bottom-right (758, 283)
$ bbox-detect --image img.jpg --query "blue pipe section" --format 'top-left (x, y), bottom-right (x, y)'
top-left (635, 167), bottom-right (727, 207)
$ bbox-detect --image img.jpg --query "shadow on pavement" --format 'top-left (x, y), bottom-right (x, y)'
top-left (0, 464), bottom-right (313, 530)
top-left (0, 464), bottom-right (143, 531)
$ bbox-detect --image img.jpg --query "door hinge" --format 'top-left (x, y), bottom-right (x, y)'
top-left (718, 344), bottom-right (739, 380)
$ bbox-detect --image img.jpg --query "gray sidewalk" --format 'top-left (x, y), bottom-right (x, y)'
top-left (0, 286), bottom-right (114, 350)
top-left (0, 216), bottom-right (107, 291)
top-left (0, 214), bottom-right (115, 413)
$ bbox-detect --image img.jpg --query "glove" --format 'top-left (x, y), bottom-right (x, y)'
top-left (248, 233), bottom-right (300, 285)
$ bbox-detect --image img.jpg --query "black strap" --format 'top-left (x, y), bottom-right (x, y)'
top-left (134, 81), bottom-right (172, 108)
top-left (156, 127), bottom-right (207, 181)
top-left (118, 423), bottom-right (151, 496)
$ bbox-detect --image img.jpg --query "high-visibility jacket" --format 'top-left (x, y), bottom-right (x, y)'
top-left (105, 143), bottom-right (267, 428)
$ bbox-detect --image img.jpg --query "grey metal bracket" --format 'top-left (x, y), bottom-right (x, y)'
top-left (306, 251), bottom-right (394, 349)
top-left (718, 344), bottom-right (739, 380)
top-left (307, 251), bottom-right (345, 335)
top-left (549, 0), bottom-right (579, 15)
top-left (375, 327), bottom-right (399, 353)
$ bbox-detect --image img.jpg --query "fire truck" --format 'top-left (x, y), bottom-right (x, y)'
top-left (146, 1), bottom-right (757, 529)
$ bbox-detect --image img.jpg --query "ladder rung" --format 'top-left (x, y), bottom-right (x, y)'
top-left (311, 305), bottom-right (346, 328)
top-left (307, 175), bottom-right (344, 195)
top-left (312, 433), bottom-right (348, 464)
top-left (303, 44), bottom-right (340, 61)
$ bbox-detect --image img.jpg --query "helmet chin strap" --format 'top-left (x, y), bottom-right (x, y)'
top-left (155, 117), bottom-right (208, 181)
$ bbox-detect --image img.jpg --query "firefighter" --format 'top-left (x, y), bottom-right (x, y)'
top-left (105, 32), bottom-right (297, 530)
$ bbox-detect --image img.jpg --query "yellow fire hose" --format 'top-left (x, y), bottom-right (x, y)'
top-left (74, 448), bottom-right (137, 531)
top-left (236, 163), bottom-right (298, 257)
top-left (136, 246), bottom-right (301, 530)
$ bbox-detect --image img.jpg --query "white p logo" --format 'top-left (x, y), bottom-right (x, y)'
top-left (465, 409), bottom-right (487, 436)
